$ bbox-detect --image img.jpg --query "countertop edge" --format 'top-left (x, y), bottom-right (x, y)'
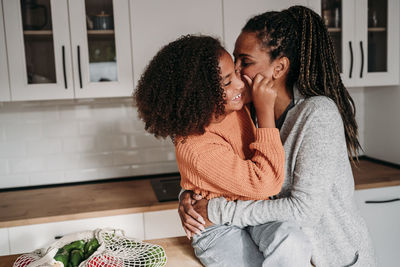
top-left (0, 201), bottom-right (178, 228)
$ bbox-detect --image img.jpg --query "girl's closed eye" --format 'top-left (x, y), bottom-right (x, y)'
top-left (223, 80), bottom-right (232, 87)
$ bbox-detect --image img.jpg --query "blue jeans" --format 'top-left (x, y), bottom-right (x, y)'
top-left (192, 221), bottom-right (312, 267)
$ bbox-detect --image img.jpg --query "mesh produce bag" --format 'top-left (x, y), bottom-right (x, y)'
top-left (13, 228), bottom-right (167, 267)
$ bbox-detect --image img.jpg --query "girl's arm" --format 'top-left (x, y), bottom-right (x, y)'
top-left (180, 127), bottom-right (285, 200)
top-left (208, 101), bottom-right (345, 227)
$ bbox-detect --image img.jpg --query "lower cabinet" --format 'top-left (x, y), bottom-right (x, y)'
top-left (2, 209), bottom-right (186, 255)
top-left (8, 213), bottom-right (144, 255)
top-left (0, 228), bottom-right (9, 256)
top-left (144, 210), bottom-right (186, 240)
top-left (354, 185), bottom-right (400, 267)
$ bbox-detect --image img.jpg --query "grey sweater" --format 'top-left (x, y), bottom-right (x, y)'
top-left (207, 93), bottom-right (377, 267)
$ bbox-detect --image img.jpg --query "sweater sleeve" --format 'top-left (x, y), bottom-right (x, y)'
top-left (190, 128), bottom-right (285, 200)
top-left (208, 103), bottom-right (346, 227)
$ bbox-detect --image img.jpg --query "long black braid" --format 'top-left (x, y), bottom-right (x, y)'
top-left (243, 5), bottom-right (361, 159)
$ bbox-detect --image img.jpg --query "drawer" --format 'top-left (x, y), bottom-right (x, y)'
top-left (9, 213), bottom-right (144, 254)
top-left (0, 228), bottom-right (9, 256)
top-left (354, 185), bottom-right (400, 267)
top-left (144, 209), bottom-right (185, 240)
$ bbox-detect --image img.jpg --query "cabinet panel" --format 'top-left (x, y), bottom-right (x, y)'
top-left (130, 0), bottom-right (224, 87)
top-left (223, 0), bottom-right (308, 55)
top-left (321, 0), bottom-right (399, 87)
top-left (69, 0), bottom-right (133, 98)
top-left (360, 0), bottom-right (399, 86)
top-left (3, 0), bottom-right (74, 101)
top-left (0, 228), bottom-right (10, 256)
top-left (354, 186), bottom-right (400, 267)
top-left (144, 210), bottom-right (185, 240)
top-left (9, 213), bottom-right (144, 254)
top-left (0, 1), bottom-right (10, 102)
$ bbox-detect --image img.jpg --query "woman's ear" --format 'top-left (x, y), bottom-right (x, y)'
top-left (272, 56), bottom-right (290, 79)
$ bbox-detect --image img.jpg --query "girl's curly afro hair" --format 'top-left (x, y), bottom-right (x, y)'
top-left (134, 35), bottom-right (226, 141)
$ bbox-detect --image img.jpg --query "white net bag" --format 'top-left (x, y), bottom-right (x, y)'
top-left (12, 228), bottom-right (167, 267)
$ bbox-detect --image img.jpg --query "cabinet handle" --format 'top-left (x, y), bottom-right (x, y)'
top-left (365, 198), bottom-right (400, 204)
top-left (349, 41), bottom-right (353, 79)
top-left (62, 46), bottom-right (67, 89)
top-left (77, 46), bottom-right (83, 89)
top-left (360, 41), bottom-right (364, 78)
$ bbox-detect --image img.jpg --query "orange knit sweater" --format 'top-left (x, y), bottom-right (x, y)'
top-left (175, 106), bottom-right (285, 201)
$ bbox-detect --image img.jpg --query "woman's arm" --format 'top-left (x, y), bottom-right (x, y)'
top-left (207, 103), bottom-right (346, 227)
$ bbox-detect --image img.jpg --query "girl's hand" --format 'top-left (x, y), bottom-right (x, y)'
top-left (178, 191), bottom-right (206, 239)
top-left (243, 74), bottom-right (277, 110)
top-left (243, 74), bottom-right (277, 128)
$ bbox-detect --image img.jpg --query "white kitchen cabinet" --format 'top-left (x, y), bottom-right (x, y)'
top-left (354, 185), bottom-right (400, 267)
top-left (143, 210), bottom-right (185, 240)
top-left (322, 0), bottom-right (399, 87)
top-left (0, 0), bottom-right (11, 102)
top-left (130, 0), bottom-right (224, 87)
top-left (8, 213), bottom-right (144, 254)
top-left (222, 0), bottom-right (314, 55)
top-left (3, 0), bottom-right (133, 101)
top-left (0, 228), bottom-right (10, 256)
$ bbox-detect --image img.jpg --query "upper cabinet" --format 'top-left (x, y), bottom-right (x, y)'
top-left (322, 0), bottom-right (399, 87)
top-left (130, 0), bottom-right (223, 87)
top-left (3, 0), bottom-right (133, 101)
top-left (0, 1), bottom-right (11, 101)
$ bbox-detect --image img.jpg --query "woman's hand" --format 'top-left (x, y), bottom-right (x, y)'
top-left (178, 191), bottom-right (206, 239)
top-left (243, 74), bottom-right (277, 128)
top-left (193, 199), bottom-right (214, 228)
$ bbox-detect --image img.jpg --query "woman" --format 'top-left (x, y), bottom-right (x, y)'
top-left (179, 5), bottom-right (376, 267)
top-left (134, 35), bottom-right (312, 267)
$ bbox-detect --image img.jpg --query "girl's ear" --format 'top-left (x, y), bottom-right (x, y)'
top-left (272, 56), bottom-right (290, 79)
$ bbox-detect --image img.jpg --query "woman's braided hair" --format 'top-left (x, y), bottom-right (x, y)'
top-left (243, 5), bottom-right (361, 158)
top-left (134, 35), bottom-right (225, 143)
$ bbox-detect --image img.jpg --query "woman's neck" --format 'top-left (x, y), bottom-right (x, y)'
top-left (274, 86), bottom-right (293, 120)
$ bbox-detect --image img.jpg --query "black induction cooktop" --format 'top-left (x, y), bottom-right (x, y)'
top-left (150, 175), bottom-right (181, 202)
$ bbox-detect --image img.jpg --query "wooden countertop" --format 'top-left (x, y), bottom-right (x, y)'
top-left (0, 178), bottom-right (178, 228)
top-left (0, 237), bottom-right (202, 267)
top-left (0, 159), bottom-right (399, 228)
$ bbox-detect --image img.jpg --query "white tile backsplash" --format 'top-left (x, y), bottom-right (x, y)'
top-left (0, 90), bottom-right (366, 189)
top-left (0, 99), bottom-right (178, 189)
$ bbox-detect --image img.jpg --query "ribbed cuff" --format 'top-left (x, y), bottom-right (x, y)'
top-left (255, 128), bottom-right (280, 143)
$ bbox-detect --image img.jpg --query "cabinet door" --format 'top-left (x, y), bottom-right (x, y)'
top-left (69, 0), bottom-right (133, 98)
top-left (223, 0), bottom-right (309, 55)
top-left (144, 210), bottom-right (185, 240)
top-left (0, 2), bottom-right (11, 102)
top-left (8, 213), bottom-right (144, 254)
top-left (354, 0), bottom-right (399, 87)
top-left (3, 0), bottom-right (74, 101)
top-left (130, 0), bottom-right (224, 87)
top-left (354, 186), bottom-right (400, 267)
top-left (0, 228), bottom-right (10, 256)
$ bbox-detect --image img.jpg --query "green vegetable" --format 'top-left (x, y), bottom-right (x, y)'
top-left (70, 249), bottom-right (84, 267)
top-left (54, 248), bottom-right (69, 266)
top-left (84, 238), bottom-right (100, 259)
top-left (62, 240), bottom-right (85, 253)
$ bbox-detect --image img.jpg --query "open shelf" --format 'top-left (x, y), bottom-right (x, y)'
top-left (327, 27), bottom-right (341, 33)
top-left (87, 30), bottom-right (114, 35)
top-left (23, 30), bottom-right (53, 36)
top-left (368, 27), bottom-right (386, 32)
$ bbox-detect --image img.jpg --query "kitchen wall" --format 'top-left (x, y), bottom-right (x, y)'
top-left (0, 98), bottom-right (178, 189)
top-left (0, 89), bottom-right (365, 189)
top-left (364, 86), bottom-right (400, 164)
